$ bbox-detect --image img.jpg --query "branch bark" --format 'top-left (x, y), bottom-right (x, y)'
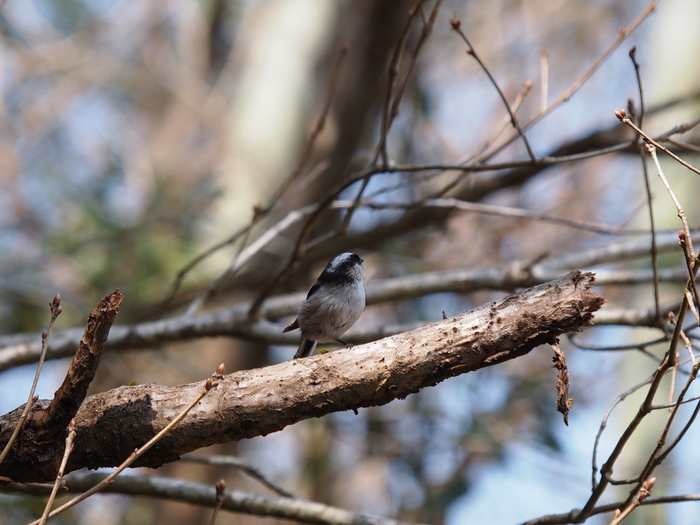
top-left (0, 271), bottom-right (603, 483)
top-left (4, 228), bottom-right (693, 371)
top-left (6, 471), bottom-right (416, 525)
top-left (32, 290), bottom-right (122, 441)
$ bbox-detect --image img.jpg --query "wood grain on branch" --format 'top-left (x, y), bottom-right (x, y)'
top-left (0, 271), bottom-right (603, 483)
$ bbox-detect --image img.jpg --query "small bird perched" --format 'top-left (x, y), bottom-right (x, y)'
top-left (283, 252), bottom-right (366, 359)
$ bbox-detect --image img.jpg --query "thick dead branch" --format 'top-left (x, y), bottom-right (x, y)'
top-left (31, 290), bottom-right (123, 441)
top-left (0, 271), bottom-right (603, 483)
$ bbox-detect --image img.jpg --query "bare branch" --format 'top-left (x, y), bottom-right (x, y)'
top-left (472, 0), bottom-right (658, 165)
top-left (0, 232), bottom-right (696, 371)
top-left (31, 290), bottom-right (123, 442)
top-left (27, 365), bottom-right (224, 523)
top-left (6, 471), bottom-right (415, 525)
top-left (616, 110), bottom-right (700, 177)
top-left (0, 294), bottom-right (62, 467)
top-left (0, 272), bottom-right (603, 483)
top-left (183, 453), bottom-right (295, 498)
top-left (519, 491), bottom-right (700, 525)
top-left (208, 479), bottom-right (226, 525)
top-left (38, 419), bottom-right (76, 524)
top-left (578, 242), bottom-right (700, 520)
top-left (450, 18), bottom-right (537, 162)
top-left (184, 204), bottom-right (318, 316)
top-left (362, 197), bottom-right (640, 235)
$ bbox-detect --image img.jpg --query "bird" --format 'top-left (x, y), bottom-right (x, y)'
top-left (283, 252), bottom-right (366, 359)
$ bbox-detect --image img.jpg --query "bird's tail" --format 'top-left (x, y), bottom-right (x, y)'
top-left (294, 339), bottom-right (317, 359)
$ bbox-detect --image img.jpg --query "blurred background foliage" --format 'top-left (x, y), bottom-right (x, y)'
top-left (1, 0), bottom-right (700, 524)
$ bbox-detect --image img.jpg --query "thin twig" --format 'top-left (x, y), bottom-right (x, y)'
top-left (481, 0), bottom-right (657, 165)
top-left (38, 419), bottom-right (77, 525)
top-left (656, 115), bottom-right (700, 140)
top-left (470, 81), bottom-right (532, 163)
top-left (679, 233), bottom-right (700, 321)
top-left (665, 138), bottom-right (700, 153)
top-left (385, 0), bottom-right (443, 157)
top-left (375, 0), bottom-right (429, 167)
top-left (165, 45), bottom-right (350, 315)
top-left (654, 393), bottom-right (700, 465)
top-left (28, 364), bottom-right (225, 524)
top-left (362, 197), bottom-right (639, 235)
top-left (450, 18), bottom-right (537, 162)
top-left (0, 294), bottom-right (62, 467)
top-left (183, 454), bottom-right (295, 498)
top-left (184, 204), bottom-right (317, 317)
top-left (652, 395), bottom-right (700, 412)
top-left (679, 329), bottom-right (696, 365)
top-left (569, 332), bottom-right (667, 355)
top-left (646, 143), bottom-right (700, 317)
top-left (634, 363), bottom-right (700, 489)
top-left (435, 80), bottom-right (532, 198)
top-left (245, 163), bottom-right (380, 318)
top-left (519, 492), bottom-right (700, 525)
top-left (629, 47), bottom-right (663, 326)
top-left (609, 477), bottom-right (655, 525)
top-left (685, 289), bottom-right (700, 324)
top-left (621, 365), bottom-right (698, 499)
top-left (628, 47), bottom-right (645, 131)
top-left (161, 225), bottom-right (250, 313)
top-left (643, 142), bottom-right (694, 250)
top-left (208, 479), bottom-right (226, 525)
top-left (353, 1), bottom-right (442, 240)
top-left (586, 343), bottom-right (676, 511)
top-left (582, 237), bottom-right (700, 518)
top-left (391, 139), bottom-right (629, 172)
top-left (543, 1), bottom-right (657, 116)
top-left (616, 110), bottom-right (700, 177)
top-left (591, 373), bottom-right (655, 490)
